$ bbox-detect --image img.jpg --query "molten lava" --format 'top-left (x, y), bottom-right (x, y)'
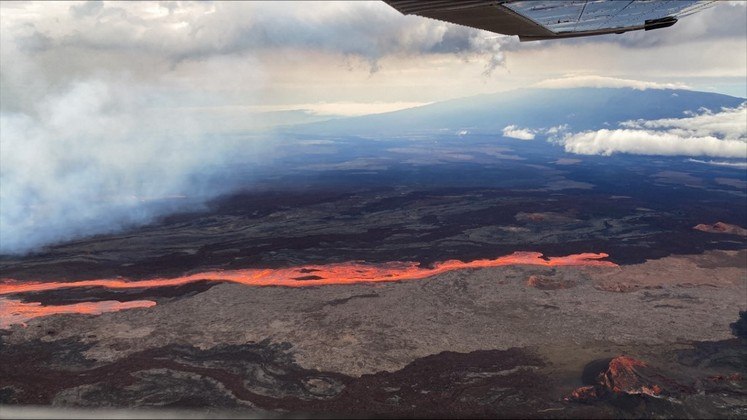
top-left (0, 298), bottom-right (156, 329)
top-left (0, 252), bottom-right (615, 295)
top-left (0, 251), bottom-right (615, 328)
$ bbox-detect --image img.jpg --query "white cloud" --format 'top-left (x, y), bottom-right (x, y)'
top-left (562, 129), bottom-right (746, 158)
top-left (688, 159), bottom-right (747, 169)
top-left (0, 1), bottom-right (514, 80)
top-left (620, 104), bottom-right (746, 141)
top-left (534, 75), bottom-right (691, 91)
top-left (2, 1), bottom-right (744, 110)
top-left (546, 124), bottom-right (568, 135)
top-left (560, 104), bottom-right (747, 158)
top-left (502, 124), bottom-right (570, 142)
top-left (502, 125), bottom-right (535, 140)
top-left (250, 101), bottom-right (431, 117)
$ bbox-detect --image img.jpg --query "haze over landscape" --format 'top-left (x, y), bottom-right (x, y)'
top-left (0, 1), bottom-right (746, 418)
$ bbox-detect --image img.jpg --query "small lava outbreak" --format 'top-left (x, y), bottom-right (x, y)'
top-left (0, 252), bottom-right (615, 327)
top-left (599, 356), bottom-right (664, 396)
top-left (693, 222), bottom-right (747, 236)
top-left (566, 355), bottom-right (693, 403)
top-left (0, 298), bottom-right (156, 329)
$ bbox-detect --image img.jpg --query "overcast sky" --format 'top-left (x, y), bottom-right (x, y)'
top-left (1, 1), bottom-right (746, 253)
top-left (2, 1), bottom-right (745, 122)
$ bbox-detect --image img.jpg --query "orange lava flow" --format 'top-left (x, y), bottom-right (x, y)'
top-left (0, 252), bottom-right (615, 328)
top-left (0, 252), bottom-right (616, 297)
top-left (0, 298), bottom-right (156, 329)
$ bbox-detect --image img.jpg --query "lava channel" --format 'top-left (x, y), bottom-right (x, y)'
top-left (0, 298), bottom-right (156, 329)
top-left (0, 252), bottom-right (616, 327)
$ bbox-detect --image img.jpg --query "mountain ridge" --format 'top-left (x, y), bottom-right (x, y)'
top-left (283, 87), bottom-right (746, 137)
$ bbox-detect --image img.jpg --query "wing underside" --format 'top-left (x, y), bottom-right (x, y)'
top-left (385, 0), bottom-right (716, 41)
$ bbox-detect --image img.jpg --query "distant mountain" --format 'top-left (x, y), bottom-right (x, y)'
top-left (285, 87), bottom-right (745, 136)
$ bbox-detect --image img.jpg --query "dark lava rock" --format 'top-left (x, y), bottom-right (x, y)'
top-left (2, 337), bottom-right (561, 417)
top-left (730, 311), bottom-right (747, 339)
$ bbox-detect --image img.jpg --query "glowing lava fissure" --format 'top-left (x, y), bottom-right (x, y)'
top-left (0, 252), bottom-right (615, 328)
top-left (0, 252), bottom-right (616, 296)
top-left (0, 298), bottom-right (156, 329)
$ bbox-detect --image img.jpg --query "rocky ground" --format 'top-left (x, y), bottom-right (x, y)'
top-left (1, 184), bottom-right (745, 418)
top-left (1, 250), bottom-right (745, 418)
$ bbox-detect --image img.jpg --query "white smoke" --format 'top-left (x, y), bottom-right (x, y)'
top-left (0, 1), bottom-right (521, 254)
top-left (0, 78), bottom-right (269, 254)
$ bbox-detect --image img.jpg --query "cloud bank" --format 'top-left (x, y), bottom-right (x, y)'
top-left (562, 130), bottom-right (746, 158)
top-left (534, 75), bottom-right (691, 91)
top-left (3, 1), bottom-right (515, 79)
top-left (688, 159), bottom-right (747, 169)
top-left (620, 104), bottom-right (746, 141)
top-left (561, 104), bottom-right (747, 158)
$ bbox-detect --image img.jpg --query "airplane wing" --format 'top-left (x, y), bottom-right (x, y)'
top-left (384, 0), bottom-right (716, 41)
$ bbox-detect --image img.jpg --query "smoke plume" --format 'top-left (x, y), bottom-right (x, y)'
top-left (0, 77), bottom-right (269, 254)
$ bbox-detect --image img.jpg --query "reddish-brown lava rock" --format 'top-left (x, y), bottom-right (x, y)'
top-left (565, 386), bottom-right (601, 402)
top-left (566, 356), bottom-right (692, 403)
top-left (693, 222), bottom-right (747, 237)
top-left (706, 373), bottom-right (744, 383)
top-left (600, 356), bottom-right (662, 396)
top-left (526, 275), bottom-right (576, 290)
top-left (523, 213), bottom-right (546, 222)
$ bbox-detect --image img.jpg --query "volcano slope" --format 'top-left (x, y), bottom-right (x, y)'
top-left (2, 172), bottom-right (746, 417)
